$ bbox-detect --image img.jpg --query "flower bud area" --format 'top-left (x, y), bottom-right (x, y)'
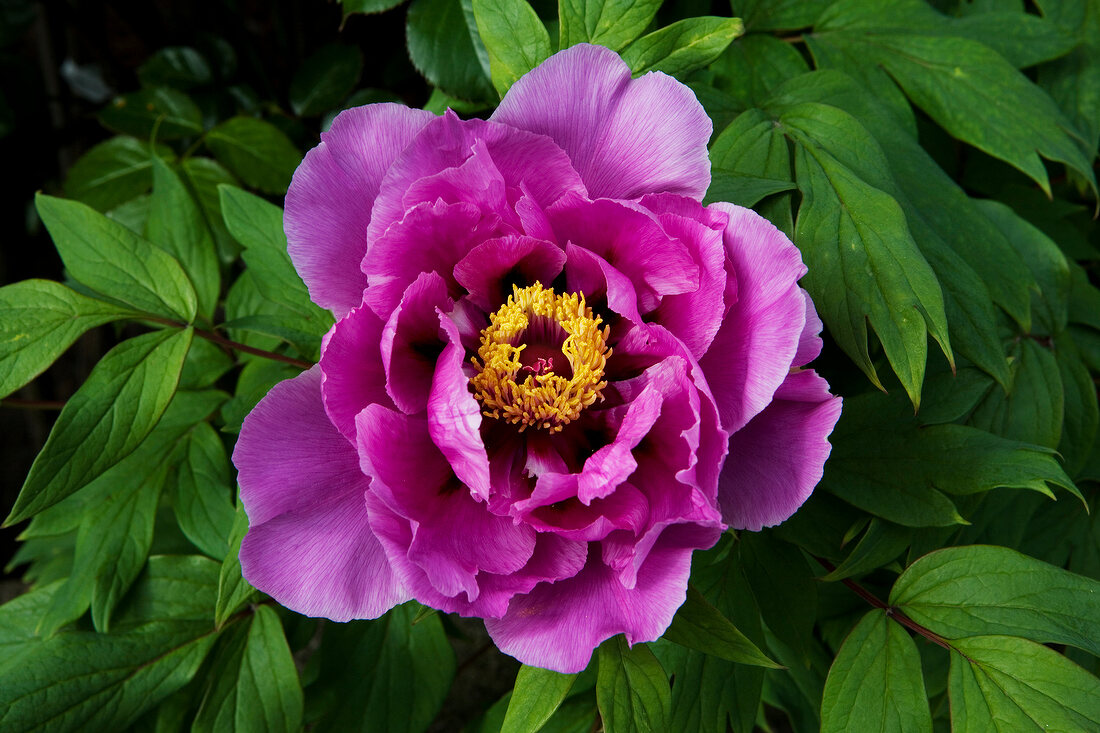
top-left (471, 283), bottom-right (610, 432)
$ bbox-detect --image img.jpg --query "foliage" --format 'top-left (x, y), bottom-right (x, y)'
top-left (2, 0), bottom-right (1100, 730)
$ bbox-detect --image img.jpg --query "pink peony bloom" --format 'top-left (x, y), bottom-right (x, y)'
top-left (233, 44), bottom-right (842, 673)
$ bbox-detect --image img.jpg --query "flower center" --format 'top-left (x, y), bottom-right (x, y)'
top-left (471, 283), bottom-right (610, 433)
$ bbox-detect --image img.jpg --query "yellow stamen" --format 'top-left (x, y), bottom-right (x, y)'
top-left (471, 283), bottom-right (611, 433)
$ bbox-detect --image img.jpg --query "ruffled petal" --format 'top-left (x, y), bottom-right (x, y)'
top-left (492, 44), bottom-right (712, 200)
top-left (356, 405), bottom-right (535, 601)
top-left (484, 523), bottom-right (718, 673)
top-left (454, 235), bottom-right (567, 311)
top-left (320, 299), bottom-right (392, 441)
top-left (234, 366), bottom-right (406, 620)
top-left (699, 203), bottom-right (808, 434)
top-left (285, 104), bottom-right (434, 317)
top-left (380, 271), bottom-right (452, 414)
top-left (718, 369), bottom-right (842, 531)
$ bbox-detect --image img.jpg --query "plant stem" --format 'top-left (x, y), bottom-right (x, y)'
top-left (144, 316), bottom-right (314, 369)
top-left (814, 556), bottom-right (951, 650)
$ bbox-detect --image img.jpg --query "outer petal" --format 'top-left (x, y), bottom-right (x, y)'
top-left (484, 523), bottom-right (719, 673)
top-left (234, 366), bottom-right (406, 620)
top-left (320, 299), bottom-right (392, 441)
top-left (285, 104), bottom-right (434, 317)
top-left (492, 44), bottom-right (712, 200)
top-left (699, 203), bottom-right (808, 434)
top-left (718, 369), bottom-right (842, 531)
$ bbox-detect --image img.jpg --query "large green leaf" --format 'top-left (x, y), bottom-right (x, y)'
top-left (710, 34), bottom-right (810, 109)
top-left (193, 606), bottom-right (303, 733)
top-left (825, 395), bottom-right (1079, 526)
top-left (309, 603), bottom-right (455, 733)
top-left (820, 610), bottom-right (932, 733)
top-left (205, 117), bottom-right (301, 195)
top-left (1038, 0), bottom-right (1100, 160)
top-left (215, 503), bottom-right (260, 628)
top-left (147, 157), bottom-right (220, 320)
top-left (65, 136), bottom-right (175, 212)
top-left (892, 545), bottom-right (1100, 657)
top-left (0, 556), bottom-right (223, 733)
top-left (663, 585), bottom-right (780, 668)
top-left (948, 636), bottom-right (1100, 731)
top-left (558, 0), bottom-right (662, 51)
top-left (621, 17), bottom-right (745, 78)
top-left (179, 156), bottom-right (241, 263)
top-left (5, 327), bottom-right (193, 526)
top-left (732, 0), bottom-right (829, 30)
top-left (407, 0), bottom-right (495, 103)
top-left (137, 46), bottom-right (212, 90)
top-left (166, 422), bottom-right (236, 560)
top-left (739, 531), bottom-right (818, 664)
top-left (781, 102), bottom-right (950, 405)
top-left (289, 44), bottom-right (364, 117)
top-left (502, 665), bottom-right (578, 733)
top-left (472, 0), bottom-right (552, 97)
top-left (98, 87), bottom-right (203, 140)
top-left (36, 193), bottom-right (198, 322)
top-left (809, 0), bottom-right (1097, 196)
top-left (0, 280), bottom-right (136, 399)
top-left (596, 636), bottom-right (670, 733)
top-left (970, 338), bottom-right (1065, 450)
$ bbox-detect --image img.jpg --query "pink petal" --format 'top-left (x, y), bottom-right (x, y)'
top-left (320, 299), bottom-right (393, 441)
top-left (234, 366), bottom-right (406, 620)
top-left (368, 112), bottom-right (585, 244)
top-left (794, 289), bottom-right (825, 367)
top-left (363, 200), bottom-right (505, 317)
top-left (484, 523), bottom-right (719, 673)
top-left (380, 271), bottom-right (452, 414)
top-left (718, 369), bottom-right (842, 531)
top-left (429, 313), bottom-right (491, 500)
top-left (453, 235), bottom-right (567, 312)
top-left (699, 203), bottom-right (808, 434)
top-left (549, 194), bottom-right (699, 312)
top-left (492, 44), bottom-right (712, 200)
top-left (285, 104), bottom-right (434, 317)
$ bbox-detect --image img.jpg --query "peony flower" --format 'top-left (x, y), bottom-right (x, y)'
top-left (232, 44), bottom-right (842, 673)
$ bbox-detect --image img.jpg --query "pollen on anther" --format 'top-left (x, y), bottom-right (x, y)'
top-left (470, 283), bottom-right (610, 433)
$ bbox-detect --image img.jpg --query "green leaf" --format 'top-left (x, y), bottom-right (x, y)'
top-left (948, 635), bottom-right (1100, 731)
top-left (739, 531), bottom-right (818, 665)
top-left (37, 459), bottom-right (168, 637)
top-left (825, 395), bottom-right (1079, 525)
top-left (137, 46), bottom-right (212, 90)
top-left (6, 328), bottom-right (193, 526)
top-left (809, 0), bottom-right (1098, 196)
top-left (621, 17), bottom-right (744, 78)
top-left (65, 136), bottom-right (176, 212)
top-left (664, 585), bottom-right (781, 668)
top-left (219, 185), bottom-right (333, 340)
top-left (558, 0), bottom-right (662, 51)
top-left (596, 636), bottom-right (670, 733)
top-left (891, 544), bottom-right (1100, 657)
top-left (472, 0), bottom-right (552, 97)
top-left (341, 0), bottom-right (404, 16)
top-left (310, 603), bottom-right (456, 733)
top-left (98, 87), bottom-right (203, 140)
top-left (193, 606), bottom-right (303, 733)
top-left (1056, 339), bottom-right (1100, 478)
top-left (782, 102), bottom-right (950, 405)
top-left (167, 422), bottom-right (236, 559)
top-left (179, 156), bottom-right (241, 263)
top-left (821, 519), bottom-right (912, 582)
top-left (407, 0), bottom-right (496, 103)
top-left (147, 157), bottom-right (220, 320)
top-left (820, 610), bottom-right (932, 733)
top-left (290, 44), bottom-right (364, 117)
top-left (205, 117), bottom-right (302, 195)
top-left (502, 665), bottom-right (578, 733)
top-left (216, 503), bottom-right (259, 628)
top-left (0, 556), bottom-right (222, 733)
top-left (1039, 0), bottom-right (1100, 160)
top-left (0, 280), bottom-right (136, 399)
top-left (704, 171), bottom-right (795, 208)
top-left (970, 339), bottom-right (1065, 451)
top-left (733, 0), bottom-right (828, 31)
top-left (710, 34), bottom-right (810, 108)
top-left (36, 193), bottom-right (198, 321)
